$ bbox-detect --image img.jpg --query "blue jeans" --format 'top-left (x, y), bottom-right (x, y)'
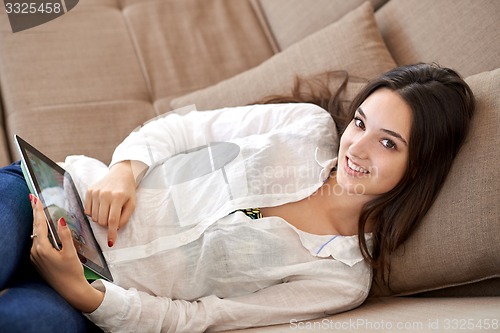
top-left (0, 162), bottom-right (100, 333)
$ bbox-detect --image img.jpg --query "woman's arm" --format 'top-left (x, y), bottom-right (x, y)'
top-left (110, 103), bottom-right (333, 171)
top-left (86, 265), bottom-right (369, 333)
top-left (86, 103), bottom-right (334, 244)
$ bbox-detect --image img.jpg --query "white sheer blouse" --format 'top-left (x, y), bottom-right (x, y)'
top-left (64, 103), bottom-right (372, 333)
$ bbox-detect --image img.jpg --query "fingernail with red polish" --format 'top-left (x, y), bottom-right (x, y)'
top-left (59, 217), bottom-right (67, 227)
top-left (29, 194), bottom-right (37, 204)
top-left (108, 240), bottom-right (114, 248)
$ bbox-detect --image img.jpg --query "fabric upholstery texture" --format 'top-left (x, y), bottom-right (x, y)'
top-left (9, 101), bottom-right (155, 162)
top-left (253, 0), bottom-right (388, 51)
top-left (170, 2), bottom-right (396, 110)
top-left (0, 0), bottom-right (273, 164)
top-left (223, 296), bottom-right (500, 332)
top-left (0, 6), bottom-right (149, 115)
top-left (375, 0), bottom-right (500, 77)
top-left (122, 0), bottom-right (274, 102)
top-left (0, 4), bottom-right (151, 163)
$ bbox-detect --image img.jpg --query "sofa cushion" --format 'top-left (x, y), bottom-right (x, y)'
top-left (222, 297), bottom-right (500, 333)
top-left (252, 0), bottom-right (388, 51)
top-left (0, 4), bottom-right (152, 163)
top-left (9, 101), bottom-right (155, 164)
top-left (375, 0), bottom-right (500, 77)
top-left (170, 1), bottom-right (396, 110)
top-left (123, 0), bottom-right (274, 102)
top-left (373, 68), bottom-right (500, 296)
top-left (0, 5), bottom-right (149, 116)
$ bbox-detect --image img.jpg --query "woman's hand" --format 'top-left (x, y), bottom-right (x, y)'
top-left (30, 194), bottom-right (104, 313)
top-left (84, 160), bottom-right (146, 247)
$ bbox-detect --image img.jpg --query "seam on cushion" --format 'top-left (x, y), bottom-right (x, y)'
top-left (248, 0), bottom-right (280, 54)
top-left (121, 7), bottom-right (155, 107)
top-left (0, 99), bottom-right (11, 162)
top-left (26, 99), bottom-right (153, 111)
top-left (392, 274), bottom-right (500, 297)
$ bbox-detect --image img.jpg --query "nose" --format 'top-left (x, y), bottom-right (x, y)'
top-left (348, 132), bottom-right (369, 160)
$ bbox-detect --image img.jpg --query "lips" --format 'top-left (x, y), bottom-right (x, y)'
top-left (345, 157), bottom-right (369, 175)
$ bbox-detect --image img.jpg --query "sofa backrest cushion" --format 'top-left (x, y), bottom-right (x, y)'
top-left (375, 0), bottom-right (500, 77)
top-left (170, 2), bottom-right (396, 110)
top-left (122, 0), bottom-right (275, 103)
top-left (0, 0), bottom-right (275, 164)
top-left (251, 0), bottom-right (388, 51)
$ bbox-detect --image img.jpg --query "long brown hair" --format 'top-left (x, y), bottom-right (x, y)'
top-left (258, 70), bottom-right (363, 134)
top-left (259, 64), bottom-right (475, 287)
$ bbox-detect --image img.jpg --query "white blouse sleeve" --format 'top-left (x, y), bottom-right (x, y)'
top-left (86, 262), bottom-right (371, 333)
top-left (109, 103), bottom-right (335, 173)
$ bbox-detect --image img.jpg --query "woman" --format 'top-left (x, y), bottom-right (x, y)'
top-left (0, 63), bottom-right (475, 332)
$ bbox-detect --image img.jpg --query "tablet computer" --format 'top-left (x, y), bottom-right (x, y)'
top-left (15, 135), bottom-right (113, 282)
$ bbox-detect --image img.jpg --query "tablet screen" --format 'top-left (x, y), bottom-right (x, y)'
top-left (16, 135), bottom-right (113, 281)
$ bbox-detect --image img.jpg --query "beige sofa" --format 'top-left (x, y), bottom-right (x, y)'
top-left (0, 0), bottom-right (499, 332)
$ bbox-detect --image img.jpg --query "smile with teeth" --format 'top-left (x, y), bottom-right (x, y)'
top-left (347, 158), bottom-right (369, 174)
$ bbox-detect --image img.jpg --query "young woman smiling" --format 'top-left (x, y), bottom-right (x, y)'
top-left (0, 63), bottom-right (475, 332)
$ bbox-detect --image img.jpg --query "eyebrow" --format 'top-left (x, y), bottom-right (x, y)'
top-left (357, 107), bottom-right (408, 146)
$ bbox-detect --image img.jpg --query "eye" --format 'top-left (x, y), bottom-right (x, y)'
top-left (354, 117), bottom-right (365, 130)
top-left (381, 139), bottom-right (397, 150)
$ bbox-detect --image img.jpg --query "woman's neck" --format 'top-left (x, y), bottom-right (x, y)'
top-left (308, 173), bottom-right (373, 236)
top-left (260, 172), bottom-right (373, 236)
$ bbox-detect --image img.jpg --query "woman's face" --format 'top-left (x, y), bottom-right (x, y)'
top-left (336, 88), bottom-right (412, 198)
